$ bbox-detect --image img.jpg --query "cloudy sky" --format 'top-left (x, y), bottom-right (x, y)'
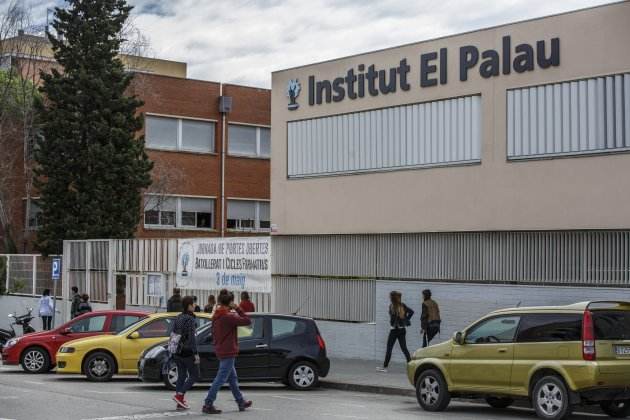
top-left (5, 0), bottom-right (615, 87)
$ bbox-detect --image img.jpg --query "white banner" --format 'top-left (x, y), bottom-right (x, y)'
top-left (176, 237), bottom-right (271, 293)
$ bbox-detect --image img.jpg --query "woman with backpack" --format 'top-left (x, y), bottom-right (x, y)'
top-left (377, 291), bottom-right (414, 372)
top-left (170, 296), bottom-right (199, 410)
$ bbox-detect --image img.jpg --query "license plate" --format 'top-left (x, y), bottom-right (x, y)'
top-left (615, 345), bottom-right (630, 356)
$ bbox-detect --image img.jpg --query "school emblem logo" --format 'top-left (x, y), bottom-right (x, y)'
top-left (287, 79), bottom-right (301, 110)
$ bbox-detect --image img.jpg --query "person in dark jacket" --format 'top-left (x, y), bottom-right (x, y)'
top-left (171, 296), bottom-right (199, 410)
top-left (70, 287), bottom-right (81, 318)
top-left (76, 294), bottom-right (92, 316)
top-left (377, 291), bottom-right (414, 372)
top-left (421, 289), bottom-right (441, 347)
top-left (238, 291), bottom-right (255, 313)
top-left (204, 295), bottom-right (215, 313)
top-left (202, 289), bottom-right (253, 414)
top-left (192, 296), bottom-right (201, 312)
top-left (167, 288), bottom-right (183, 312)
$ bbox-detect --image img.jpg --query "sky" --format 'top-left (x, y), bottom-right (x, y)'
top-left (3, 0), bottom-right (616, 88)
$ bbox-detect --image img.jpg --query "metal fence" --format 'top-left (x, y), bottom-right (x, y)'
top-left (1, 254), bottom-right (61, 297)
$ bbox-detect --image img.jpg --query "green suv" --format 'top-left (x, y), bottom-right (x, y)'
top-left (407, 301), bottom-right (630, 419)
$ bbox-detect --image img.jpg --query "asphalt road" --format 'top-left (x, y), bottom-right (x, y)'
top-left (0, 366), bottom-right (606, 420)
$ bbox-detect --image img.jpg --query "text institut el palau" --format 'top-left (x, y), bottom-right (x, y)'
top-left (304, 36), bottom-right (560, 107)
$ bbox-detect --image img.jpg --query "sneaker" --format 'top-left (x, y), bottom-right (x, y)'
top-left (376, 367), bottom-right (388, 372)
top-left (172, 394), bottom-right (189, 409)
top-left (238, 400), bottom-right (253, 412)
top-left (202, 405), bottom-right (222, 414)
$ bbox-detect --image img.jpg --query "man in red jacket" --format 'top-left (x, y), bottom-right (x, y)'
top-left (238, 291), bottom-right (255, 313)
top-left (202, 290), bottom-right (253, 415)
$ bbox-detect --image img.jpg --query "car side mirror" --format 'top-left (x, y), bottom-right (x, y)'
top-left (128, 331), bottom-right (140, 339)
top-left (61, 327), bottom-right (72, 335)
top-left (453, 331), bottom-right (465, 345)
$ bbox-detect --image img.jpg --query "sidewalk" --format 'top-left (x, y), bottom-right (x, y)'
top-left (321, 358), bottom-right (414, 396)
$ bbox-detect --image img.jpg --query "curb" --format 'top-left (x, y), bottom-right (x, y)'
top-left (320, 380), bottom-right (414, 397)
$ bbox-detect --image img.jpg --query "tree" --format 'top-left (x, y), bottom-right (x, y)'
top-left (35, 0), bottom-right (153, 255)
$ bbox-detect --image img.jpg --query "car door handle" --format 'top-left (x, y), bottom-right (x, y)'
top-left (255, 344), bottom-right (268, 349)
top-left (498, 348), bottom-right (508, 353)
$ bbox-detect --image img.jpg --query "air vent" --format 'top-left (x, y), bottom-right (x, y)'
top-left (219, 96), bottom-right (232, 113)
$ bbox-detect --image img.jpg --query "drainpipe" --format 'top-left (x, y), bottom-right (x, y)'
top-left (220, 84), bottom-right (226, 237)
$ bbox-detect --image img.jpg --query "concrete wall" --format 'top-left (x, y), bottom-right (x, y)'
top-left (0, 295), bottom-right (109, 333)
top-left (317, 281), bottom-right (630, 363)
top-left (271, 2), bottom-right (630, 235)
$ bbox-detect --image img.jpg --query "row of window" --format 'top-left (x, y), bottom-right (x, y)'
top-left (465, 311), bottom-right (630, 344)
top-left (287, 72), bottom-right (630, 178)
top-left (143, 195), bottom-right (270, 232)
top-left (145, 115), bottom-right (270, 158)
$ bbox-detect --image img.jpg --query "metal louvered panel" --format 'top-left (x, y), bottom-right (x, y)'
top-left (508, 73), bottom-right (630, 158)
top-left (287, 95), bottom-right (481, 177)
top-left (114, 239), bottom-right (177, 273)
top-left (271, 235), bottom-right (376, 277)
top-left (272, 277), bottom-right (375, 322)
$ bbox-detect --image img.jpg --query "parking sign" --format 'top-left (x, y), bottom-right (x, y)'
top-left (52, 257), bottom-right (61, 281)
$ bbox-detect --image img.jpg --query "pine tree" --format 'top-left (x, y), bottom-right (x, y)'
top-left (35, 0), bottom-right (152, 255)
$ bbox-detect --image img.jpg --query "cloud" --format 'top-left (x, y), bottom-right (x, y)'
top-left (2, 0), bottom-right (615, 87)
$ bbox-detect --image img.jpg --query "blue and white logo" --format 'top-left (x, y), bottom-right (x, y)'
top-left (287, 79), bottom-right (301, 110)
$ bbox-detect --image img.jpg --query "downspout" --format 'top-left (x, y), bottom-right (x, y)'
top-left (220, 84), bottom-right (226, 237)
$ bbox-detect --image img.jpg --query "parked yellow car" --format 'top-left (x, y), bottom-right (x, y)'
top-left (408, 301), bottom-right (630, 420)
top-left (56, 312), bottom-right (211, 381)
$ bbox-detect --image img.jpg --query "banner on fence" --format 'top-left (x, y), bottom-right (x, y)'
top-left (176, 237), bottom-right (271, 293)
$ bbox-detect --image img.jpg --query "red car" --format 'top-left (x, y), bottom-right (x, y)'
top-left (1, 309), bottom-right (147, 373)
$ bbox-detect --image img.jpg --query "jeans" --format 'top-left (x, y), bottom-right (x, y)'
top-left (422, 321), bottom-right (441, 348)
top-left (41, 316), bottom-right (52, 331)
top-left (174, 355), bottom-right (198, 394)
top-left (204, 357), bottom-right (244, 406)
top-left (384, 328), bottom-right (411, 367)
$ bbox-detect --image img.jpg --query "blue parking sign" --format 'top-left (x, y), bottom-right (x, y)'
top-left (52, 257), bottom-right (61, 281)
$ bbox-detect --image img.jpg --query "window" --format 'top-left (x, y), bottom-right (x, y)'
top-left (228, 124), bottom-right (270, 158)
top-left (145, 115), bottom-right (215, 153)
top-left (227, 200), bottom-right (270, 231)
top-left (70, 315), bottom-right (106, 333)
top-left (465, 316), bottom-right (521, 344)
top-left (109, 315), bottom-right (143, 333)
top-left (516, 314), bottom-right (582, 342)
top-left (25, 198), bottom-right (42, 230)
top-left (237, 317), bottom-right (264, 340)
top-left (136, 318), bottom-right (173, 338)
top-left (507, 73), bottom-right (630, 159)
top-left (594, 311), bottom-right (630, 340)
top-left (272, 318), bottom-right (307, 340)
top-left (144, 195), bottom-right (215, 230)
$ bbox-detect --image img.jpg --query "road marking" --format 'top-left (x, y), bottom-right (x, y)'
top-left (86, 390), bottom-right (144, 395)
top-left (250, 407), bottom-right (273, 411)
top-left (81, 412), bottom-right (195, 420)
top-left (0, 417), bottom-right (17, 420)
top-left (322, 414), bottom-right (368, 419)
top-left (270, 395), bottom-right (303, 401)
top-left (334, 403), bottom-right (366, 408)
top-left (22, 380), bottom-right (44, 385)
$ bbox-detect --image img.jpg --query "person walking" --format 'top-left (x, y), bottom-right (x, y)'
top-left (170, 296), bottom-right (200, 410)
top-left (38, 289), bottom-right (54, 330)
top-left (204, 295), bottom-right (215, 314)
top-left (238, 291), bottom-right (255, 313)
top-left (167, 288), bottom-right (183, 312)
top-left (193, 296), bottom-right (201, 312)
top-left (76, 294), bottom-right (92, 316)
top-left (421, 289), bottom-right (441, 348)
top-left (377, 291), bottom-right (414, 372)
top-left (202, 289), bottom-right (253, 414)
top-left (70, 286), bottom-right (82, 318)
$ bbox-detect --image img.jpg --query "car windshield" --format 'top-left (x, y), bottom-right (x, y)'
top-left (116, 316), bottom-right (148, 336)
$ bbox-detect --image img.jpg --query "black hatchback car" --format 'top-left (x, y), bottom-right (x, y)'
top-left (138, 313), bottom-right (330, 390)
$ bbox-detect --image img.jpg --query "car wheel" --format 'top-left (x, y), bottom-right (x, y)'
top-left (600, 400), bottom-right (630, 418)
top-left (532, 376), bottom-right (572, 420)
top-left (21, 347), bottom-right (51, 374)
top-left (485, 396), bottom-right (514, 409)
top-left (84, 352), bottom-right (115, 382)
top-left (163, 360), bottom-right (177, 390)
top-left (287, 361), bottom-right (319, 390)
top-left (416, 369), bottom-right (451, 412)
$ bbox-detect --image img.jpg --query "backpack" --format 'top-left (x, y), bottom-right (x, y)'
top-left (167, 331), bottom-right (183, 355)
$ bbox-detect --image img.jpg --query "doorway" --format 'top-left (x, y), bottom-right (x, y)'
top-left (115, 274), bottom-right (127, 310)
